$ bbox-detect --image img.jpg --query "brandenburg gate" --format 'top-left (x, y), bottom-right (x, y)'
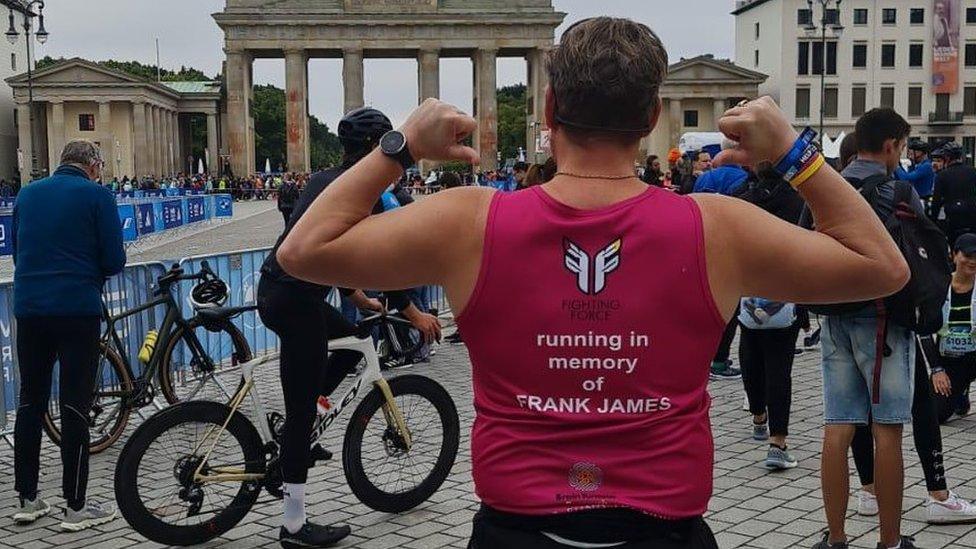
top-left (214, 0), bottom-right (565, 175)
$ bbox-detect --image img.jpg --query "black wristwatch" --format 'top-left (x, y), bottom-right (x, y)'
top-left (380, 130), bottom-right (415, 171)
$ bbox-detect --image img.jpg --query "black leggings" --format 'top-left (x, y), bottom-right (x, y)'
top-left (936, 353), bottom-right (976, 423)
top-left (713, 312), bottom-right (738, 363)
top-left (14, 315), bottom-right (100, 508)
top-left (467, 507), bottom-right (718, 549)
top-left (852, 341), bottom-right (947, 493)
top-left (738, 324), bottom-right (799, 437)
top-left (258, 277), bottom-right (361, 484)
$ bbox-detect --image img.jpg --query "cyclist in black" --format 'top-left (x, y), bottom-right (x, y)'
top-left (258, 107), bottom-right (441, 549)
top-left (931, 141), bottom-right (976, 245)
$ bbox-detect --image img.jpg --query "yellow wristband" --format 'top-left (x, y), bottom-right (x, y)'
top-left (789, 153), bottom-right (825, 189)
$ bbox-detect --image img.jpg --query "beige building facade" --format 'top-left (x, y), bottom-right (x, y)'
top-left (5, 59), bottom-right (221, 184)
top-left (640, 55), bottom-right (767, 162)
top-left (214, 0), bottom-right (565, 175)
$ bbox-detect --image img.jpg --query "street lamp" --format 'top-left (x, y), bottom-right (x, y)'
top-left (6, 0), bottom-right (47, 181)
top-left (805, 0), bottom-right (844, 143)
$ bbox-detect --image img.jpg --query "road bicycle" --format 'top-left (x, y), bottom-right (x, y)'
top-left (42, 261), bottom-right (254, 453)
top-left (114, 310), bottom-right (460, 546)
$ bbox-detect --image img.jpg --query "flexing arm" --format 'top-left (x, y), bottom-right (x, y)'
top-left (699, 97), bottom-right (909, 319)
top-left (278, 100), bottom-right (489, 312)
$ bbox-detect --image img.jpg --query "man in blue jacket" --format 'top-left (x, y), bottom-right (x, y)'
top-left (11, 140), bottom-right (125, 531)
top-left (895, 139), bottom-right (936, 201)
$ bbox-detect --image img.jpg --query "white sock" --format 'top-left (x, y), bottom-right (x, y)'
top-left (888, 542), bottom-right (901, 549)
top-left (282, 483), bottom-right (306, 535)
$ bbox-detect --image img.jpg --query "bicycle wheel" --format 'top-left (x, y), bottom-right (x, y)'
top-left (157, 318), bottom-right (252, 404)
top-left (115, 400), bottom-right (265, 546)
top-left (42, 342), bottom-right (133, 454)
top-left (343, 375), bottom-right (459, 513)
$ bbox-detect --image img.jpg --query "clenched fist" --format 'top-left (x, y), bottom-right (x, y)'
top-left (712, 96), bottom-right (800, 170)
top-left (400, 99), bottom-right (480, 164)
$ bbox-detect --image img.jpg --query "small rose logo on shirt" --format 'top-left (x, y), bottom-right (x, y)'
top-left (568, 462), bottom-right (603, 492)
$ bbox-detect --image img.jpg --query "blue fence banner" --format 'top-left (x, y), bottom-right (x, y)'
top-left (215, 194), bottom-right (233, 217)
top-left (161, 199), bottom-right (184, 229)
top-left (117, 204), bottom-right (138, 242)
top-left (187, 196), bottom-right (205, 223)
top-left (0, 213), bottom-right (12, 256)
top-left (136, 202), bottom-right (155, 235)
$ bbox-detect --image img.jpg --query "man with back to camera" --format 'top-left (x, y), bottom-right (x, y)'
top-left (12, 139), bottom-right (124, 532)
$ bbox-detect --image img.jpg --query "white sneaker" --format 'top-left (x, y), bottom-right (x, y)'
top-left (856, 490), bottom-right (879, 516)
top-left (742, 393), bottom-right (750, 411)
top-left (925, 491), bottom-right (976, 524)
top-left (12, 497), bottom-right (50, 524)
top-left (60, 500), bottom-right (117, 532)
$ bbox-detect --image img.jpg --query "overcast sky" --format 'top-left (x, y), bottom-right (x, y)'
top-left (32, 0), bottom-right (734, 129)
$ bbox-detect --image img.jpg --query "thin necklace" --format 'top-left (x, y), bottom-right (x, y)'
top-left (555, 171), bottom-right (638, 180)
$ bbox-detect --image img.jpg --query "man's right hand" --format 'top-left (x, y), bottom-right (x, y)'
top-left (932, 371), bottom-right (952, 397)
top-left (712, 96), bottom-right (799, 170)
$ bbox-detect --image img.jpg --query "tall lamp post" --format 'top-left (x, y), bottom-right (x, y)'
top-left (804, 0), bottom-right (844, 143)
top-left (6, 0), bottom-right (48, 181)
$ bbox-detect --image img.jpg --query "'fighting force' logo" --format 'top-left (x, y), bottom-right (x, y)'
top-left (568, 462), bottom-right (603, 492)
top-left (563, 238), bottom-right (622, 295)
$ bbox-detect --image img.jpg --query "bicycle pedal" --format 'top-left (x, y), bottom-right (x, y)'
top-left (309, 444), bottom-right (333, 465)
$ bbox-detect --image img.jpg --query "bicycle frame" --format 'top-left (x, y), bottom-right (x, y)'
top-left (191, 333), bottom-right (413, 485)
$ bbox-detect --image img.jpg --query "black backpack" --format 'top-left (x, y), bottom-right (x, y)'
top-left (278, 181), bottom-right (299, 208)
top-left (807, 174), bottom-right (950, 335)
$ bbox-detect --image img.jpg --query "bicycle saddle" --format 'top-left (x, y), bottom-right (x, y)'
top-left (196, 305), bottom-right (257, 322)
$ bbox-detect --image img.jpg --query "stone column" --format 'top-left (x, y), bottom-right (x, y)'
top-left (132, 101), bottom-right (148, 177)
top-left (161, 109), bottom-right (170, 176)
top-left (285, 48), bottom-right (310, 173)
top-left (226, 49), bottom-right (254, 177)
top-left (343, 48), bottom-right (364, 115)
top-left (668, 98), bottom-right (682, 151)
top-left (171, 111), bottom-right (180, 174)
top-left (526, 47), bottom-right (550, 161)
top-left (207, 112), bottom-right (219, 173)
top-left (417, 49), bottom-right (440, 173)
top-left (154, 106), bottom-right (164, 177)
top-left (145, 105), bottom-right (157, 178)
top-left (98, 101), bottom-right (114, 180)
top-left (473, 49), bottom-right (498, 171)
top-left (16, 102), bottom-right (32, 184)
top-left (713, 99), bottom-right (727, 129)
top-left (50, 100), bottom-right (65, 165)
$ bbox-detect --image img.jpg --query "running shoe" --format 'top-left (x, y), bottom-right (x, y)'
top-left (709, 360), bottom-right (741, 380)
top-left (752, 421), bottom-right (769, 441)
top-left (925, 491), bottom-right (976, 524)
top-left (812, 532), bottom-right (848, 549)
top-left (875, 536), bottom-right (917, 549)
top-left (764, 445), bottom-right (798, 470)
top-left (280, 522), bottom-right (351, 548)
top-left (60, 500), bottom-right (117, 532)
top-left (856, 489), bottom-right (879, 516)
top-left (12, 496), bottom-right (50, 524)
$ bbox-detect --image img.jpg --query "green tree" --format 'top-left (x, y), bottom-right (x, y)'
top-left (251, 84), bottom-right (342, 172)
top-left (35, 56), bottom-right (214, 81)
top-left (497, 84), bottom-right (527, 163)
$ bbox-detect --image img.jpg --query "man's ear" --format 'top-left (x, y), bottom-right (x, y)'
top-left (646, 97), bottom-right (663, 137)
top-left (544, 86), bottom-right (557, 130)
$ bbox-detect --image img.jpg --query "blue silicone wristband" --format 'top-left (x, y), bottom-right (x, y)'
top-left (774, 127), bottom-right (818, 176)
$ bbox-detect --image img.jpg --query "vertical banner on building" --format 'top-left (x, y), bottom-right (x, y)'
top-left (932, 0), bottom-right (960, 94)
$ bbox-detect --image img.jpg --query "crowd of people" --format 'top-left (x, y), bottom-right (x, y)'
top-left (15, 14), bottom-right (976, 549)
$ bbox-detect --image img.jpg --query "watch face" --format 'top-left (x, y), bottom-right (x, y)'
top-left (381, 131), bottom-right (406, 155)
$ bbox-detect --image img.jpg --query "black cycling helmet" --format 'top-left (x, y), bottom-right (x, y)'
top-left (338, 107), bottom-right (393, 149)
top-left (907, 138), bottom-right (931, 153)
top-left (936, 141), bottom-right (964, 161)
top-left (190, 279), bottom-right (228, 309)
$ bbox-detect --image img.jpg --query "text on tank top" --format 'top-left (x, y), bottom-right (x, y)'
top-left (456, 185), bottom-right (727, 519)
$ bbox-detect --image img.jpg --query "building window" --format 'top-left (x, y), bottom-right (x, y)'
top-left (683, 110), bottom-right (698, 127)
top-left (798, 8), bottom-right (812, 26)
top-left (854, 8), bottom-right (868, 25)
top-left (967, 43), bottom-right (976, 66)
top-left (964, 137), bottom-right (975, 166)
top-left (882, 43), bottom-right (896, 68)
top-left (824, 87), bottom-right (839, 118)
top-left (910, 8), bottom-right (924, 25)
top-left (824, 9), bottom-right (839, 25)
top-left (937, 93), bottom-right (950, 115)
top-left (796, 87), bottom-right (811, 119)
top-left (881, 87), bottom-right (895, 109)
top-left (798, 41), bottom-right (809, 75)
top-left (78, 114), bottom-right (95, 132)
top-left (852, 86), bottom-right (867, 117)
top-left (755, 22), bottom-right (760, 40)
top-left (882, 8), bottom-right (897, 25)
top-left (853, 43), bottom-right (867, 68)
top-left (754, 49), bottom-right (759, 67)
top-left (9, 53), bottom-right (14, 71)
top-left (910, 44), bottom-right (924, 67)
top-left (968, 7), bottom-right (976, 24)
top-left (965, 87), bottom-right (976, 116)
top-left (909, 87), bottom-right (923, 117)
top-left (826, 41), bottom-right (837, 75)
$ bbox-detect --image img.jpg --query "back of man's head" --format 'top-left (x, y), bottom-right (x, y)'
top-left (60, 139), bottom-right (102, 169)
top-left (854, 109), bottom-right (911, 155)
top-left (548, 17), bottom-right (668, 145)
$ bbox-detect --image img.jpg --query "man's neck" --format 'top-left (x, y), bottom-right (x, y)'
top-left (854, 153), bottom-right (891, 173)
top-left (551, 134), bottom-right (639, 177)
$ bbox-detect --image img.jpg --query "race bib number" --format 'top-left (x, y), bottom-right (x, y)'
top-left (943, 328), bottom-right (976, 356)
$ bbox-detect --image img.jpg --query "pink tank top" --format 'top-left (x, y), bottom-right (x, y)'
top-left (456, 185), bottom-right (726, 519)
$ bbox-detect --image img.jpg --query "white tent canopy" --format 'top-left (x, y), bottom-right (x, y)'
top-left (821, 131), bottom-right (847, 160)
top-left (678, 132), bottom-right (725, 154)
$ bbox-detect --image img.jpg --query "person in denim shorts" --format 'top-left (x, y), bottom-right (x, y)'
top-left (814, 109), bottom-right (923, 549)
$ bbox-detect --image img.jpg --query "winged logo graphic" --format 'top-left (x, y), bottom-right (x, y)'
top-left (563, 238), bottom-right (622, 295)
